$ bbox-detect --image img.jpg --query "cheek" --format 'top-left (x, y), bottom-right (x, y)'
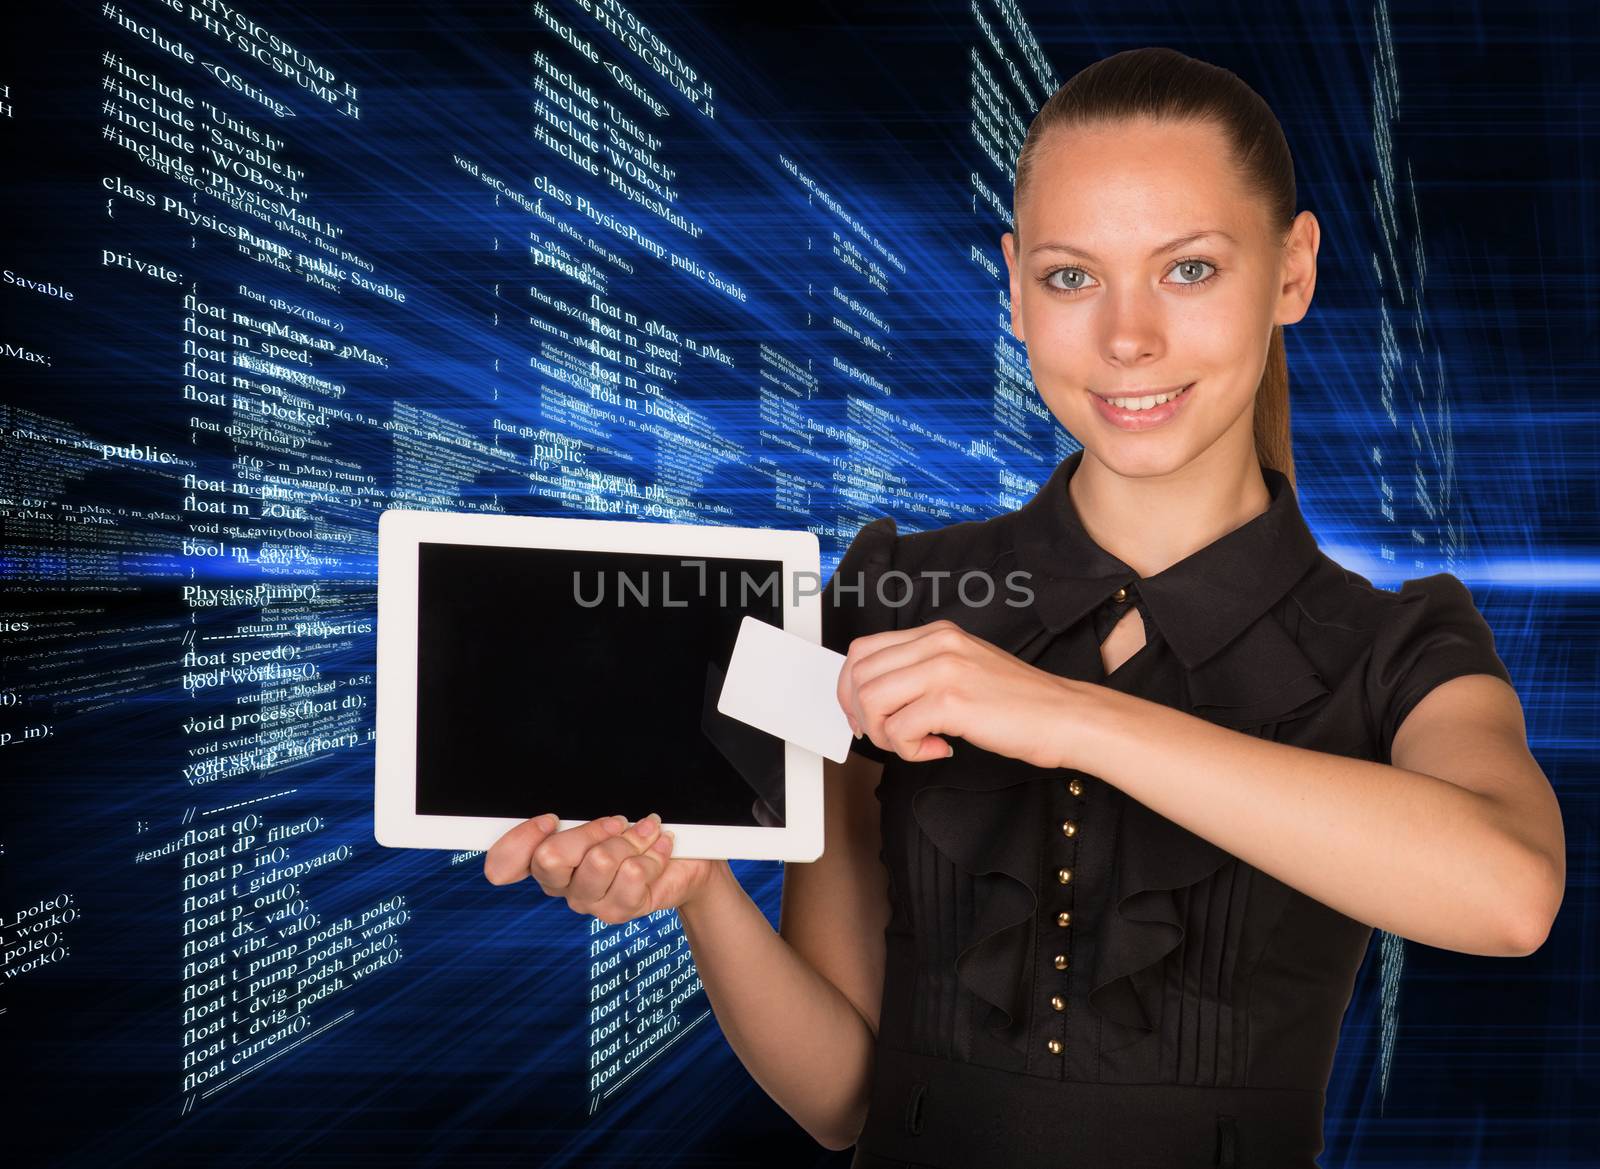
top-left (1020, 302), bottom-right (1093, 377)
top-left (1164, 292), bottom-right (1260, 366)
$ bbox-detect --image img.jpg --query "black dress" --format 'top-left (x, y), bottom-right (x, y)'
top-left (818, 448), bottom-right (1514, 1169)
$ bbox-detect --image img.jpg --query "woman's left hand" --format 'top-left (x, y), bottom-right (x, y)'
top-left (836, 619), bottom-right (1090, 768)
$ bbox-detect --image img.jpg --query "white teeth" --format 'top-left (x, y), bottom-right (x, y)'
top-left (1106, 386), bottom-right (1186, 410)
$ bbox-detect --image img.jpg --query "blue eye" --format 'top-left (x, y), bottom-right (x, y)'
top-left (1036, 258), bottom-right (1220, 296)
top-left (1040, 267), bottom-right (1093, 294)
top-left (1169, 259), bottom-right (1218, 286)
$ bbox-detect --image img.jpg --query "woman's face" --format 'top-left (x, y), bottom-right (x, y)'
top-left (1000, 116), bottom-right (1318, 478)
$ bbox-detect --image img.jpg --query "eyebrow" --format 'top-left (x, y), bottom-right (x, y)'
top-left (1028, 230), bottom-right (1238, 261)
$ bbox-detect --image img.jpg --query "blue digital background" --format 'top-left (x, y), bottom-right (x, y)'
top-left (1, 1), bottom-right (1593, 1165)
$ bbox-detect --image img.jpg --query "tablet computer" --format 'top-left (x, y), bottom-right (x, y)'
top-left (374, 508), bottom-right (826, 862)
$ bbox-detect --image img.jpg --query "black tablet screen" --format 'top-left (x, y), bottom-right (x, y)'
top-left (415, 541), bottom-right (789, 827)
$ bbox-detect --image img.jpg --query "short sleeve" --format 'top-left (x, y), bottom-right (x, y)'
top-left (1367, 573), bottom-right (1514, 763)
top-left (821, 516), bottom-right (901, 765)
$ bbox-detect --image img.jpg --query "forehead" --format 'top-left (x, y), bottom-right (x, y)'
top-left (1019, 118), bottom-right (1256, 250)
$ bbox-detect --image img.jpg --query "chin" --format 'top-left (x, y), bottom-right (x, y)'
top-left (1088, 445), bottom-right (1194, 479)
top-left (1064, 424), bottom-right (1199, 474)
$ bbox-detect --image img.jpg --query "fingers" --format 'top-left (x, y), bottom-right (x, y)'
top-left (836, 660), bottom-right (860, 737)
top-left (882, 693), bottom-right (956, 762)
top-left (617, 811), bottom-right (666, 855)
top-left (839, 621), bottom-right (963, 738)
top-left (484, 813), bottom-right (625, 888)
top-left (483, 812), bottom-right (563, 886)
top-left (850, 635), bottom-right (970, 755)
top-left (566, 813), bottom-right (664, 903)
top-left (486, 813), bottom-right (679, 930)
top-left (591, 831), bottom-right (676, 922)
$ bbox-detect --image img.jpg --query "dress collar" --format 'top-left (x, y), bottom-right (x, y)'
top-left (1009, 448), bottom-right (1321, 669)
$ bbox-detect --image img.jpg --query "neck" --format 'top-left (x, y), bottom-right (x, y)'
top-left (1066, 441), bottom-right (1272, 578)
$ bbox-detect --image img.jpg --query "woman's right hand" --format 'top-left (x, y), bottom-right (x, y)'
top-left (483, 813), bottom-right (726, 923)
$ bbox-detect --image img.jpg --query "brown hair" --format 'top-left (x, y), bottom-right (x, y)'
top-left (1013, 47), bottom-right (1298, 487)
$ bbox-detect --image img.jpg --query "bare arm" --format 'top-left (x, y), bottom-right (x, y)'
top-left (839, 619), bottom-right (1563, 959)
top-left (677, 748), bottom-right (891, 1150)
top-left (1072, 674), bottom-right (1564, 956)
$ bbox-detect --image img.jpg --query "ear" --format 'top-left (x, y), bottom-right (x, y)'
top-left (1273, 210), bottom-right (1319, 328)
top-left (1000, 232), bottom-right (1025, 343)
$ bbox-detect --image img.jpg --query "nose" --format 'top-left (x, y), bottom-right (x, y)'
top-left (1098, 284), bottom-right (1167, 366)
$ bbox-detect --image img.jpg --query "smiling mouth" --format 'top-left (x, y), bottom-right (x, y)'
top-left (1092, 383), bottom-right (1194, 410)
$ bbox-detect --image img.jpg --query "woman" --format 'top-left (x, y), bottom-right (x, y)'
top-left (484, 47), bottom-right (1565, 1168)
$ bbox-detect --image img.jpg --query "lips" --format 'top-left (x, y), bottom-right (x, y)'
top-left (1087, 381), bottom-right (1195, 430)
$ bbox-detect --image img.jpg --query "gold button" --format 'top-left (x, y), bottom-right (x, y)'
top-left (1068, 777), bottom-right (1084, 797)
top-left (1112, 586), bottom-right (1128, 603)
top-left (1053, 954), bottom-right (1068, 970)
top-left (1061, 819), bottom-right (1077, 838)
top-left (1056, 910), bottom-right (1071, 927)
top-left (1056, 867), bottom-right (1072, 885)
top-left (1047, 1038), bottom-right (1063, 1055)
top-left (1050, 994), bottom-right (1065, 1012)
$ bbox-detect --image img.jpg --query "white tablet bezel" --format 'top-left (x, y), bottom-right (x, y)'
top-left (375, 507), bottom-right (825, 862)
